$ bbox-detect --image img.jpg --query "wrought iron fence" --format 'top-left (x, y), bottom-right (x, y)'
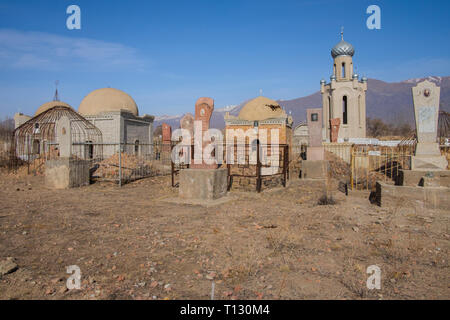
top-left (85, 142), bottom-right (173, 186)
top-left (350, 143), bottom-right (416, 191)
top-left (6, 140), bottom-right (173, 186)
top-left (170, 142), bottom-right (290, 192)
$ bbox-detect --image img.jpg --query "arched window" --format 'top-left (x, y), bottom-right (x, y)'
top-left (341, 63), bottom-right (346, 78)
top-left (328, 97), bottom-right (332, 119)
top-left (343, 96), bottom-right (348, 125)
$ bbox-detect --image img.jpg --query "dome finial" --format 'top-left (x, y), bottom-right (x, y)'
top-left (340, 26), bottom-right (344, 41)
top-left (53, 80), bottom-right (59, 101)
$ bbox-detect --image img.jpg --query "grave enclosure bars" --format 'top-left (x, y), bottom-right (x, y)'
top-left (170, 142), bottom-right (290, 193)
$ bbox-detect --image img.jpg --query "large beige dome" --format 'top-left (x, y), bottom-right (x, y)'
top-left (78, 88), bottom-right (139, 116)
top-left (35, 101), bottom-right (73, 116)
top-left (238, 96), bottom-right (285, 121)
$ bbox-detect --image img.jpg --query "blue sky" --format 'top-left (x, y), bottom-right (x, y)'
top-left (1, 0), bottom-right (450, 118)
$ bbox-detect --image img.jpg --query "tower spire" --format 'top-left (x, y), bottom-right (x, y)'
top-left (53, 80), bottom-right (59, 101)
top-left (340, 26), bottom-right (344, 40)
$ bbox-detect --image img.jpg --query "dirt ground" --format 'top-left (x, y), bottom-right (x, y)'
top-left (0, 171), bottom-right (449, 300)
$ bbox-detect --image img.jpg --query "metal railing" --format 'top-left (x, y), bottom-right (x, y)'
top-left (170, 142), bottom-right (290, 193)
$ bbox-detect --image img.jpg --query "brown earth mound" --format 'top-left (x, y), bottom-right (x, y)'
top-left (94, 153), bottom-right (156, 181)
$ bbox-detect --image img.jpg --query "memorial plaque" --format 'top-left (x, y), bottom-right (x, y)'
top-left (410, 80), bottom-right (447, 170)
top-left (417, 106), bottom-right (436, 133)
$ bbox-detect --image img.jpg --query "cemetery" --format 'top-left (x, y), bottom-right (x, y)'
top-left (0, 34), bottom-right (449, 300)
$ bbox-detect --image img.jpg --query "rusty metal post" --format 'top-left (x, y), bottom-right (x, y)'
top-left (118, 142), bottom-right (122, 187)
top-left (256, 140), bottom-right (261, 193)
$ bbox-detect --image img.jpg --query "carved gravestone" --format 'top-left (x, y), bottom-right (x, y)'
top-left (411, 80), bottom-right (447, 170)
top-left (162, 123), bottom-right (172, 143)
top-left (191, 97), bottom-right (217, 169)
top-left (161, 123), bottom-right (172, 164)
top-left (178, 97), bottom-right (228, 201)
top-left (46, 116), bottom-right (89, 189)
top-left (307, 108), bottom-right (322, 147)
top-left (306, 108), bottom-right (324, 160)
top-left (56, 116), bottom-right (72, 158)
top-left (180, 113), bottom-right (194, 143)
top-left (330, 118), bottom-right (340, 143)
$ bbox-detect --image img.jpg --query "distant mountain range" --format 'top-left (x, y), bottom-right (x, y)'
top-left (154, 76), bottom-right (450, 130)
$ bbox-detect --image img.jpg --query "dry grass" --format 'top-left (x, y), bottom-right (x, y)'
top-left (0, 172), bottom-right (448, 300)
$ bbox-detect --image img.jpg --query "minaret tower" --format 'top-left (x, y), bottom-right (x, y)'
top-left (320, 28), bottom-right (368, 142)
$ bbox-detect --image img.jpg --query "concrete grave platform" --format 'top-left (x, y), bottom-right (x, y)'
top-left (397, 169), bottom-right (450, 187)
top-left (411, 155), bottom-right (448, 171)
top-left (179, 167), bottom-right (228, 200)
top-left (45, 158), bottom-right (90, 189)
top-left (375, 182), bottom-right (450, 209)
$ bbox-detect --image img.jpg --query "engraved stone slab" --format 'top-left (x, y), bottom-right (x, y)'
top-left (191, 97), bottom-right (217, 169)
top-left (412, 80), bottom-right (440, 144)
top-left (330, 118), bottom-right (340, 143)
top-left (180, 113), bottom-right (194, 143)
top-left (411, 80), bottom-right (447, 170)
top-left (417, 106), bottom-right (436, 133)
top-left (162, 123), bottom-right (172, 142)
top-left (307, 108), bottom-right (322, 147)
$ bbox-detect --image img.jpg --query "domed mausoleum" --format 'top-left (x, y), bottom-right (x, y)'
top-left (225, 96), bottom-right (293, 144)
top-left (14, 95), bottom-right (74, 129)
top-left (223, 96), bottom-right (293, 190)
top-left (14, 87), bottom-right (155, 159)
top-left (35, 100), bottom-right (73, 116)
top-left (78, 87), bottom-right (154, 157)
top-left (237, 96), bottom-right (286, 121)
top-left (78, 88), bottom-right (139, 116)
top-left (225, 95), bottom-right (293, 173)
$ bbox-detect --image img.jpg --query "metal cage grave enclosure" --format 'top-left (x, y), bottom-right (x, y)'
top-left (11, 106), bottom-right (103, 175)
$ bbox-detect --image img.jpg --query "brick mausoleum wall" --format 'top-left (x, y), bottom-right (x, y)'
top-left (228, 164), bottom-right (284, 191)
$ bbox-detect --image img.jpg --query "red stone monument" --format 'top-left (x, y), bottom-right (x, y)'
top-left (161, 123), bottom-right (172, 163)
top-left (162, 123), bottom-right (172, 143)
top-left (178, 97), bottom-right (228, 202)
top-left (330, 118), bottom-right (340, 143)
top-left (191, 97), bottom-right (217, 169)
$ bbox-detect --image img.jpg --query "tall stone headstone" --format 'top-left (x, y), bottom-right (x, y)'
top-left (411, 80), bottom-right (447, 170)
top-left (330, 118), bottom-right (340, 143)
top-left (47, 116), bottom-right (89, 189)
top-left (191, 97), bottom-right (217, 169)
top-left (180, 113), bottom-right (194, 143)
top-left (179, 97), bottom-right (228, 202)
top-left (56, 116), bottom-right (72, 158)
top-left (161, 123), bottom-right (172, 164)
top-left (162, 123), bottom-right (172, 143)
top-left (306, 108), bottom-right (324, 160)
top-left (307, 108), bottom-right (323, 147)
